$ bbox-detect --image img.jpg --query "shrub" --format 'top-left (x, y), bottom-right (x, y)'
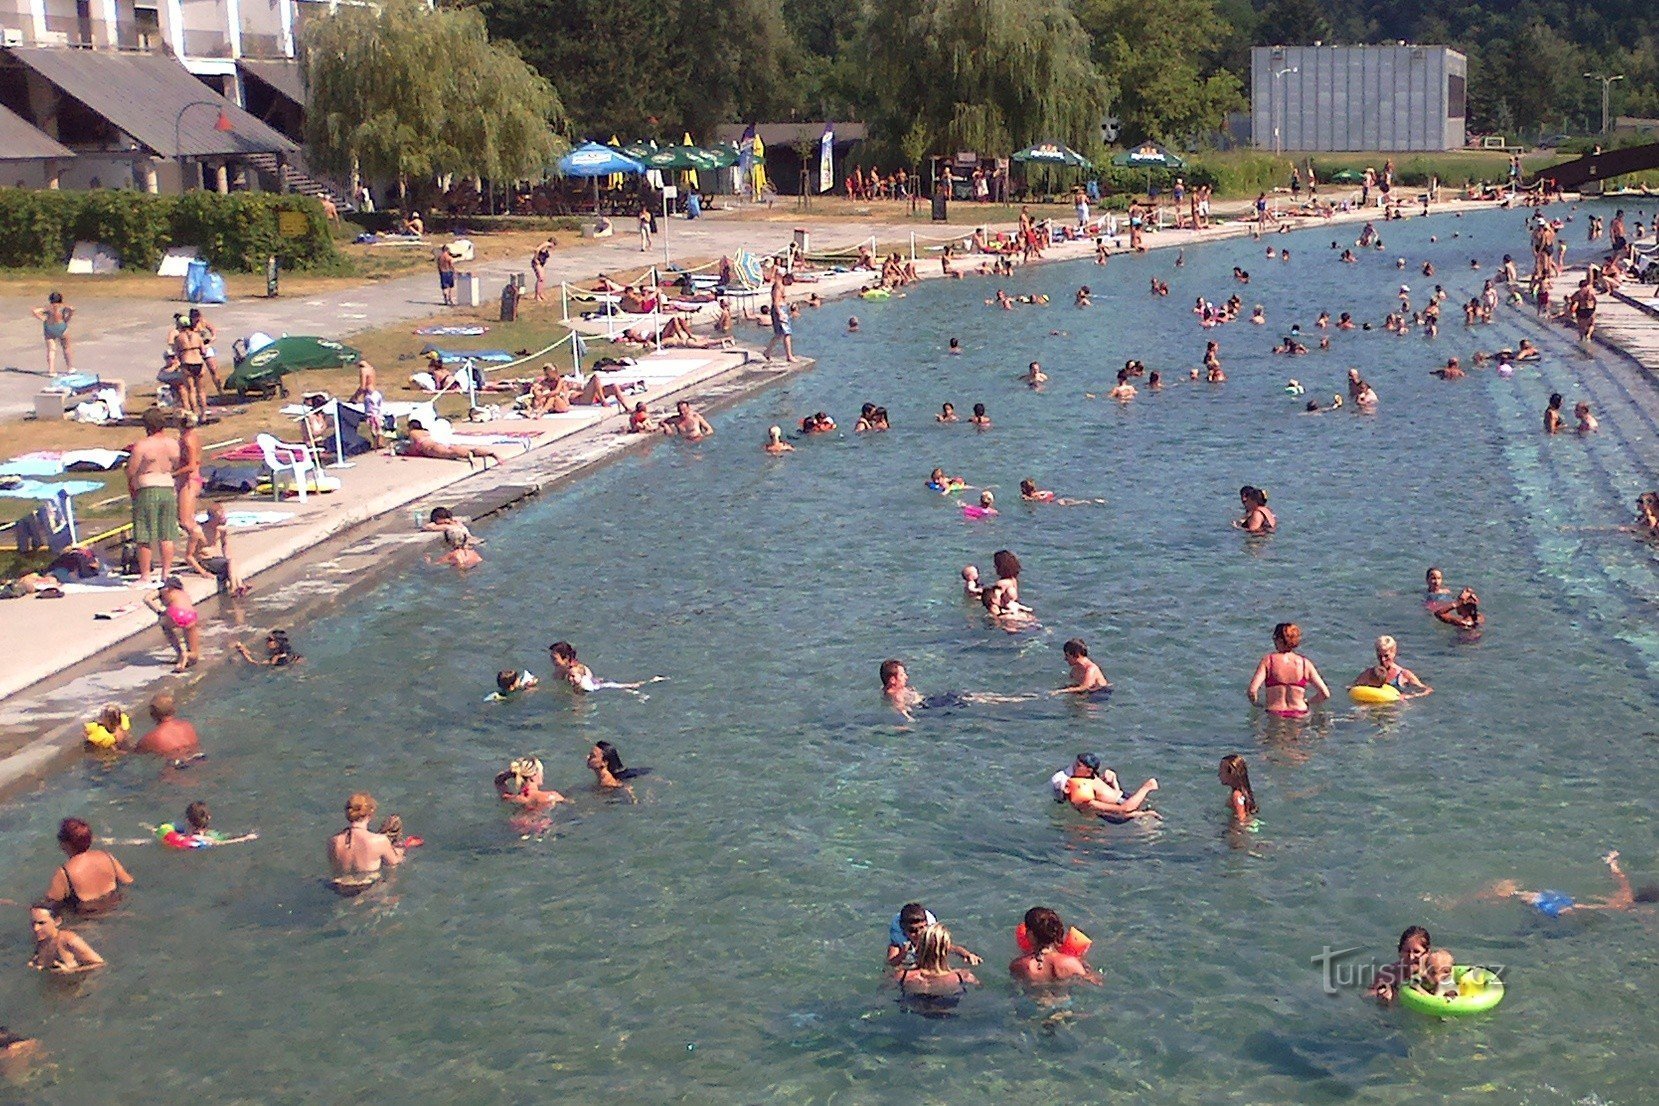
top-left (0, 189), bottom-right (340, 272)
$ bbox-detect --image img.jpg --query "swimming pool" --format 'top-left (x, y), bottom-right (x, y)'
top-left (3, 203), bottom-right (1657, 1103)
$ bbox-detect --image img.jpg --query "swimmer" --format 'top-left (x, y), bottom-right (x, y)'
top-left (990, 549), bottom-right (1024, 610)
top-left (492, 668), bottom-right (540, 698)
top-left (847, 316), bottom-right (860, 333)
top-left (1250, 305), bottom-right (1265, 325)
top-left (1284, 379), bottom-right (1305, 396)
top-left (1025, 362), bottom-right (1048, 388)
top-left (588, 741), bottom-right (646, 799)
top-left (886, 902), bottom-right (983, 968)
top-left (327, 792), bottom-right (403, 896)
top-left (1411, 950), bottom-right (1460, 999)
top-left (1009, 907), bottom-right (1101, 987)
top-left (1515, 339), bottom-right (1541, 361)
top-left (970, 403), bottom-right (991, 428)
top-left (800, 411), bottom-right (836, 434)
top-left (980, 584), bottom-right (1035, 629)
top-left (948, 338), bottom-right (961, 354)
top-left (1545, 393), bottom-right (1564, 434)
top-left (496, 756), bottom-right (566, 811)
top-left (1432, 357), bottom-right (1465, 380)
top-left (158, 800), bottom-right (257, 848)
top-left (231, 628), bottom-right (300, 667)
top-left (1355, 381), bottom-right (1379, 408)
top-left (1575, 402), bottom-right (1598, 434)
top-left (83, 704), bottom-right (129, 751)
top-left (1431, 587), bottom-right (1483, 631)
top-left (1483, 852), bottom-right (1659, 918)
top-left (1147, 370), bottom-right (1163, 389)
top-left (1247, 621), bottom-right (1331, 718)
top-left (547, 641), bottom-right (654, 693)
top-left (971, 490), bottom-right (998, 516)
top-left (1369, 926), bottom-right (1431, 1004)
top-left (1107, 368), bottom-right (1136, 400)
top-left (1316, 312), bottom-right (1330, 329)
top-left (961, 565), bottom-right (984, 598)
top-left (927, 467), bottom-right (966, 494)
top-left (1218, 754), bottom-right (1258, 826)
top-left (28, 904), bottom-right (103, 974)
top-left (764, 425), bottom-right (795, 454)
top-left (895, 924), bottom-right (979, 1015)
top-left (1424, 566), bottom-right (1451, 602)
top-left (1337, 312), bottom-right (1355, 330)
top-left (1054, 638), bottom-right (1110, 695)
top-left (880, 658), bottom-right (923, 717)
top-left (1075, 286), bottom-right (1092, 307)
top-left (1350, 635), bottom-right (1432, 698)
top-left (424, 507), bottom-right (482, 570)
top-left (936, 402), bottom-right (958, 423)
top-left (1234, 486), bottom-right (1275, 533)
top-left (1060, 753), bottom-right (1159, 821)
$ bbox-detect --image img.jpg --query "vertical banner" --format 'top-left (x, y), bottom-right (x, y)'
top-left (818, 123), bottom-right (834, 193)
top-left (736, 123), bottom-right (756, 199)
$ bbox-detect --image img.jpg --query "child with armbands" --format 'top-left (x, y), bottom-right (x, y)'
top-left (885, 902), bottom-right (983, 969)
top-left (83, 703), bottom-right (130, 751)
top-left (157, 801), bottom-right (258, 849)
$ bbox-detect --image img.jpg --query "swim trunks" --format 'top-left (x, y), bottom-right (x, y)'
top-left (439, 271), bottom-right (456, 290)
top-left (1534, 890), bottom-right (1575, 918)
top-left (132, 485), bottom-right (179, 545)
top-left (771, 313), bottom-right (792, 337)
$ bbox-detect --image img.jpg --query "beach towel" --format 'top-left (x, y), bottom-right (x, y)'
top-left (414, 325), bottom-right (487, 336)
top-left (0, 455), bottom-right (66, 478)
top-left (219, 510), bottom-right (301, 529)
top-left (419, 347), bottom-right (517, 364)
top-left (63, 449), bottom-right (128, 471)
top-left (0, 478), bottom-right (104, 499)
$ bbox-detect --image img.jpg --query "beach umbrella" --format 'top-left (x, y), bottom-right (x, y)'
top-left (1011, 143), bottom-right (1093, 169)
top-left (225, 336), bottom-right (359, 394)
top-left (1328, 168), bottom-right (1365, 184)
top-left (621, 140), bottom-right (658, 160)
top-left (704, 143), bottom-right (739, 169)
top-left (1111, 142), bottom-right (1187, 194)
top-left (556, 141), bottom-right (645, 210)
top-left (642, 146), bottom-right (721, 172)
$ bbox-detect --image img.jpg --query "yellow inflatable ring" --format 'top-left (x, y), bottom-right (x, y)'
top-left (1349, 685), bottom-right (1401, 705)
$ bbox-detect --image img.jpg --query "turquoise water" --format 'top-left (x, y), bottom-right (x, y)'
top-left (3, 204), bottom-right (1658, 1103)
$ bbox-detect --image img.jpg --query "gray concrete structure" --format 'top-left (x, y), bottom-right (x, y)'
top-left (1252, 45), bottom-right (1466, 152)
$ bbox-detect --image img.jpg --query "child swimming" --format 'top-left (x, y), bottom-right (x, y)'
top-left (1218, 754), bottom-right (1258, 825)
top-left (490, 668), bottom-right (540, 700)
top-left (1054, 638), bottom-right (1110, 695)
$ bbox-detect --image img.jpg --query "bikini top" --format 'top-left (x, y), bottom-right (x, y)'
top-left (1264, 654), bottom-right (1309, 689)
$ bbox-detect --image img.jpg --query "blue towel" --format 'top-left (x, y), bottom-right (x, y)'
top-left (420, 347), bottom-right (515, 364)
top-left (0, 478), bottom-right (103, 500)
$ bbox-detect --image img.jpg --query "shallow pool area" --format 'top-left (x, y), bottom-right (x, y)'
top-left (2, 203), bottom-right (1658, 1104)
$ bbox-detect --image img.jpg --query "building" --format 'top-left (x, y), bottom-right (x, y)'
top-left (1250, 45), bottom-right (1467, 153)
top-left (0, 0), bottom-right (351, 195)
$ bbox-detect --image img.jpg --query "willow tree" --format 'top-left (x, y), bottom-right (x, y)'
top-left (859, 0), bottom-right (1111, 160)
top-left (301, 0), bottom-right (567, 195)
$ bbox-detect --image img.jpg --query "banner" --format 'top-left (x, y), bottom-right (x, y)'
top-left (818, 123), bottom-right (834, 193)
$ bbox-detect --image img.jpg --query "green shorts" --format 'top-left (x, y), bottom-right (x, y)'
top-left (132, 485), bottom-right (179, 546)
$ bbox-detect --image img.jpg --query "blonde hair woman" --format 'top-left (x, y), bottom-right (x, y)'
top-left (1350, 634), bottom-right (1432, 698)
top-left (327, 793), bottom-right (403, 896)
top-left (894, 924), bottom-right (978, 1015)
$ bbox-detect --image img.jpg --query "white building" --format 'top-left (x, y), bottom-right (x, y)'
top-left (1251, 45), bottom-right (1468, 153)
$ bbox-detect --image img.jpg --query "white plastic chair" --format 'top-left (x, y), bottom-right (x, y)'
top-left (255, 432), bottom-right (318, 503)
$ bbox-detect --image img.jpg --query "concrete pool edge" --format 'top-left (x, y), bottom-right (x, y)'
top-left (0, 351), bottom-right (814, 800)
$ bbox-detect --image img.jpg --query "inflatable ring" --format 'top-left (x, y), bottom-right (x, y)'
top-left (1396, 966), bottom-right (1505, 1017)
top-left (1349, 685), bottom-right (1401, 705)
top-left (1014, 923), bottom-right (1091, 959)
top-left (859, 289), bottom-right (891, 300)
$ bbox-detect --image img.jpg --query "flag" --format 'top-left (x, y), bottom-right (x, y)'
top-left (818, 123), bottom-right (834, 194)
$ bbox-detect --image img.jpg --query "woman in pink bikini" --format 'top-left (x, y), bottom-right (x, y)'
top-left (1247, 622), bottom-right (1331, 718)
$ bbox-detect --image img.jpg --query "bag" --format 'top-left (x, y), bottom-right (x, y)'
top-left (119, 540), bottom-right (140, 577)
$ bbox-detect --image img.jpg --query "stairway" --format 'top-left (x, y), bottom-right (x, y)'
top-left (242, 152), bottom-right (354, 211)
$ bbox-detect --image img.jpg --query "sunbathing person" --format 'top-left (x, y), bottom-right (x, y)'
top-left (529, 365), bottom-right (572, 415)
top-left (404, 419), bottom-right (515, 464)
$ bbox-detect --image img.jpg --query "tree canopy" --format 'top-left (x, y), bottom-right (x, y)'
top-left (301, 0), bottom-right (566, 185)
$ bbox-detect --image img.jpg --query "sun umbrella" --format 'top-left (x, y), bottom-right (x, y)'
top-left (642, 146), bottom-right (721, 172)
top-left (1011, 143), bottom-right (1093, 169)
top-left (1111, 142), bottom-right (1187, 195)
top-left (751, 133), bottom-right (767, 199)
top-left (225, 336), bottom-right (359, 394)
top-left (621, 140), bottom-right (657, 160)
top-left (556, 141), bottom-right (645, 211)
top-left (1328, 168), bottom-right (1365, 184)
top-left (704, 143), bottom-right (739, 169)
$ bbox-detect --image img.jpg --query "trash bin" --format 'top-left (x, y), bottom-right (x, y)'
top-left (793, 228), bottom-right (809, 253)
top-left (931, 192), bottom-right (949, 222)
top-left (455, 271), bottom-right (480, 308)
top-left (499, 281), bottom-right (520, 323)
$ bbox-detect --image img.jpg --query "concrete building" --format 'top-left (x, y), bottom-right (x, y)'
top-left (1251, 45), bottom-right (1467, 153)
top-left (0, 0), bottom-right (356, 195)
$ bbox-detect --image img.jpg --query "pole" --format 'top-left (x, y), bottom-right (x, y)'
top-left (662, 191), bottom-right (671, 267)
top-left (909, 232), bottom-right (916, 266)
top-left (1584, 73), bottom-right (1624, 136)
top-left (560, 282), bottom-right (569, 323)
top-left (1271, 66), bottom-right (1297, 157)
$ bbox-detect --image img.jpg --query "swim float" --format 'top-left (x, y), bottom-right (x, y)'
top-left (1396, 966), bottom-right (1505, 1017)
top-left (1349, 685), bottom-right (1401, 705)
top-left (1014, 922), bottom-right (1092, 959)
top-left (960, 505), bottom-right (995, 520)
top-left (859, 288), bottom-right (891, 300)
top-left (84, 712), bottom-right (129, 749)
top-left (156, 823), bottom-right (213, 850)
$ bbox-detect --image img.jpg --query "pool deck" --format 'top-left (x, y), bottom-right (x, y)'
top-left (0, 191), bottom-right (1623, 792)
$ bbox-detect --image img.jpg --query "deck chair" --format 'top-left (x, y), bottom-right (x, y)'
top-left (255, 433), bottom-right (319, 503)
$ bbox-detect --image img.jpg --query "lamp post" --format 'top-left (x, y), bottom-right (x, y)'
top-left (1582, 73), bottom-right (1624, 136)
top-left (1272, 66), bottom-right (1298, 157)
top-left (173, 99), bottom-right (234, 193)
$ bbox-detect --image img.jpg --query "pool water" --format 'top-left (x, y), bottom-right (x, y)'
top-left (3, 204), bottom-right (1657, 1104)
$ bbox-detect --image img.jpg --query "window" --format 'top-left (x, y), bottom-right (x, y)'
top-left (1447, 74), bottom-right (1466, 119)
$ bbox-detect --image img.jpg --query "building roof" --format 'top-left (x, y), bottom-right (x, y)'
top-left (0, 101), bottom-right (75, 160)
top-left (5, 48), bottom-right (298, 157)
top-left (712, 123), bottom-right (869, 147)
top-left (237, 58), bottom-right (305, 108)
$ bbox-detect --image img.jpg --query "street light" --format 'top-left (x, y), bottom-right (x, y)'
top-left (1582, 73), bottom-right (1624, 136)
top-left (1272, 66), bottom-right (1299, 157)
top-left (173, 99), bottom-right (234, 192)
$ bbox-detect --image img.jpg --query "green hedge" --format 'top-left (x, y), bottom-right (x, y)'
top-left (0, 189), bottom-right (339, 272)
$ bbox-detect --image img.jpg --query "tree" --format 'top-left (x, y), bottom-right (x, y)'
top-left (302, 0), bottom-right (565, 190)
top-left (1075, 0), bottom-right (1245, 145)
top-left (858, 0), bottom-right (1111, 161)
top-left (1253, 0), bottom-right (1332, 48)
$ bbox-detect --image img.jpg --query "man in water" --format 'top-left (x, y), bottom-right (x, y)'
top-left (129, 691), bottom-right (200, 759)
top-left (1054, 639), bottom-right (1110, 695)
top-left (880, 659), bottom-right (923, 716)
top-left (661, 401), bottom-right (713, 441)
top-left (1059, 754), bottom-right (1159, 821)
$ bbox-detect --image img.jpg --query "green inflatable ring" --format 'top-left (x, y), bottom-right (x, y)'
top-left (1397, 966), bottom-right (1505, 1017)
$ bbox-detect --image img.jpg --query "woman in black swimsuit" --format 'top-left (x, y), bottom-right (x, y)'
top-left (44, 817), bottom-right (133, 916)
top-left (895, 924), bottom-right (978, 1017)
